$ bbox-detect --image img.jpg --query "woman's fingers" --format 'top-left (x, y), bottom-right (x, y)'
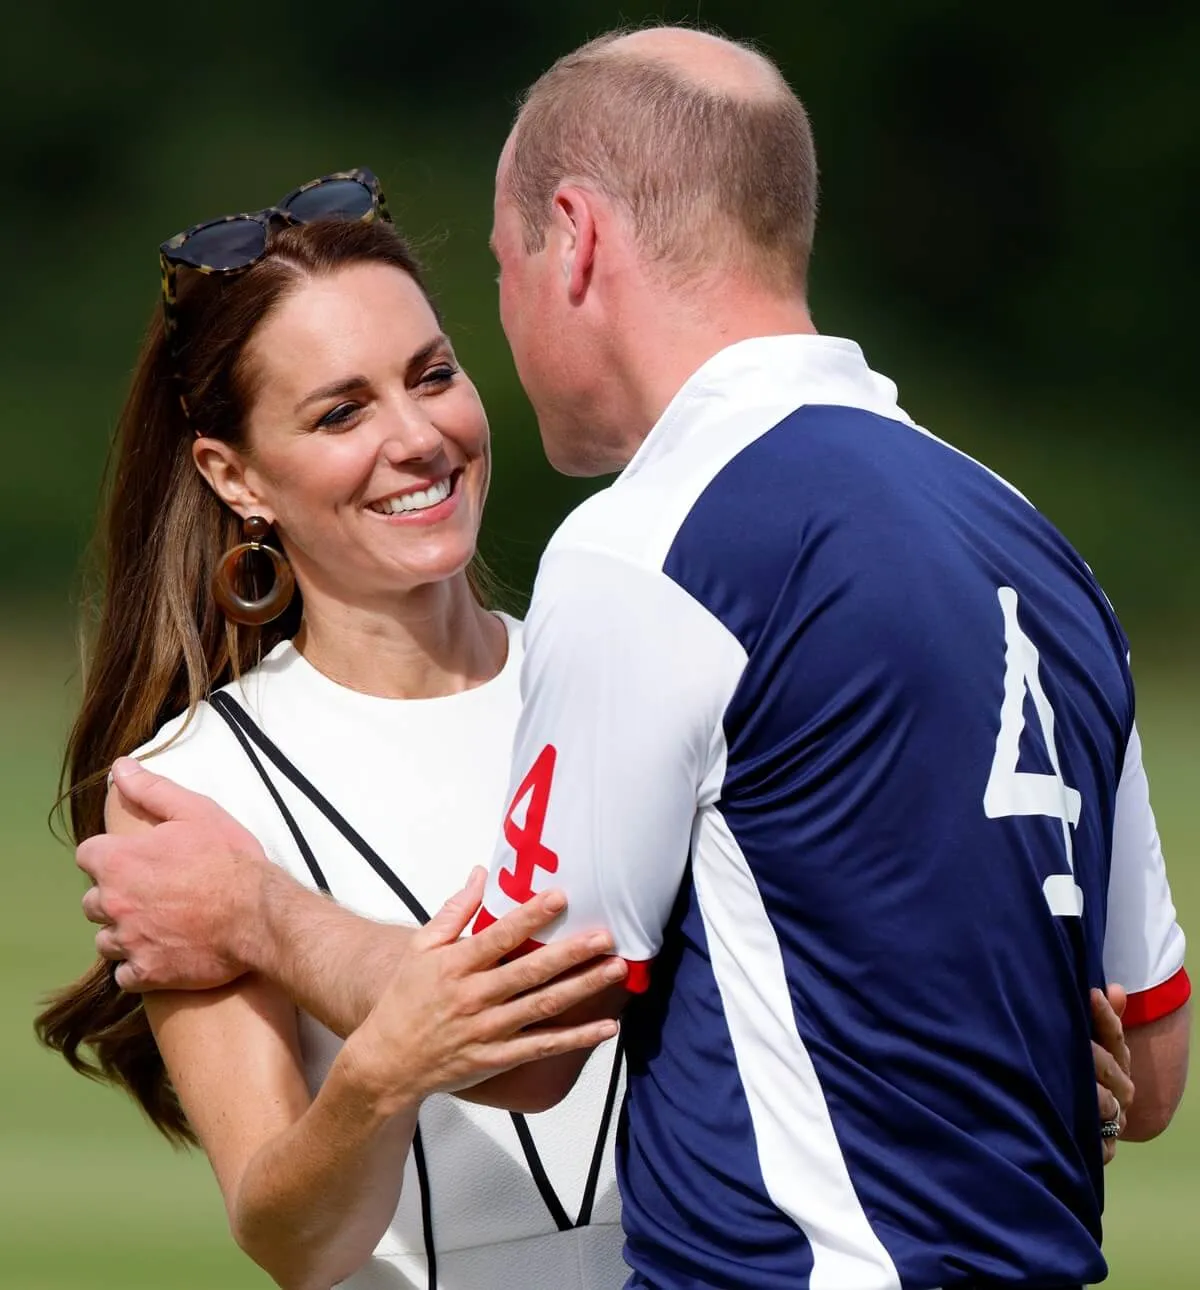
top-left (484, 1017), bottom-right (621, 1074)
top-left (458, 888), bottom-right (569, 968)
top-left (1090, 986), bottom-right (1132, 1081)
top-left (1091, 1038), bottom-right (1135, 1119)
top-left (1098, 1083), bottom-right (1121, 1126)
top-left (477, 928), bottom-right (616, 1005)
top-left (418, 866), bottom-right (489, 949)
top-left (487, 956), bottom-right (628, 1036)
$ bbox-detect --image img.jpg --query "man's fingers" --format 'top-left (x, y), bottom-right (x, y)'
top-left (480, 929), bottom-right (617, 1005)
top-left (462, 890), bottom-right (569, 968)
top-left (112, 959), bottom-right (148, 992)
top-left (81, 886), bottom-right (109, 926)
top-left (419, 868), bottom-right (488, 949)
top-left (95, 927), bottom-right (125, 962)
top-left (109, 757), bottom-right (211, 824)
top-left (76, 835), bottom-right (114, 885)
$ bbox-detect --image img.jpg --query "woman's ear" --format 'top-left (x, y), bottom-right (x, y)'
top-left (192, 438), bottom-right (275, 525)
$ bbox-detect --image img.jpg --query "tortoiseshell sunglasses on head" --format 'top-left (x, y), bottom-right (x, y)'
top-left (158, 166), bottom-right (391, 338)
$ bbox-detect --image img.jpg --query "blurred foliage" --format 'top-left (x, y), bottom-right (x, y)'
top-left (1, 0), bottom-right (1196, 642)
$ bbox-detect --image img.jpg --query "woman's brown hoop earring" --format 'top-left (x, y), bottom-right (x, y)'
top-left (212, 515), bottom-right (296, 627)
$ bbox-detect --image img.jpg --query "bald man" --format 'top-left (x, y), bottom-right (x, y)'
top-left (81, 25), bottom-right (1188, 1290)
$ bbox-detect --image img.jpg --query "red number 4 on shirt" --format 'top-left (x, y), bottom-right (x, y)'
top-left (498, 744), bottom-right (560, 904)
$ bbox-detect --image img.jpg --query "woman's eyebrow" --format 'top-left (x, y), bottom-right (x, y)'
top-left (405, 334), bottom-right (452, 375)
top-left (294, 375), bottom-right (369, 415)
top-left (293, 336), bottom-right (452, 414)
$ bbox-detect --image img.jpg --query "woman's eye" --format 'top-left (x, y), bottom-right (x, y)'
top-left (317, 401), bottom-right (360, 429)
top-left (420, 364), bottom-right (458, 389)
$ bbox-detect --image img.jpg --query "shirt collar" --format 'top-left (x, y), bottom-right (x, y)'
top-left (620, 334), bottom-right (908, 482)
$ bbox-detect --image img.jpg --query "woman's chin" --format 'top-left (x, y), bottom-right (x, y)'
top-left (378, 548), bottom-right (476, 595)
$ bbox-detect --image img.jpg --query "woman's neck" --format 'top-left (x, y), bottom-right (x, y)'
top-left (291, 574), bottom-right (507, 700)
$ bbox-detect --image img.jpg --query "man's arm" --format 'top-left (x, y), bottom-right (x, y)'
top-left (80, 759), bottom-right (627, 1039)
top-left (457, 548), bottom-right (746, 1111)
top-left (1102, 720), bottom-right (1191, 1141)
top-left (1119, 986), bottom-right (1191, 1142)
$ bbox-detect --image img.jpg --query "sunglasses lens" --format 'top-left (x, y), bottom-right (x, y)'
top-left (283, 178), bottom-right (374, 223)
top-left (173, 218), bottom-right (267, 270)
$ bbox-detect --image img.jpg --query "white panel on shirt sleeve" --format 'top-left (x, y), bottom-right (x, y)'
top-left (479, 546), bottom-right (747, 966)
top-left (1103, 721), bottom-right (1186, 995)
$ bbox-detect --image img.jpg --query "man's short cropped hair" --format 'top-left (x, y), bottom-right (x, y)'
top-left (507, 30), bottom-right (819, 292)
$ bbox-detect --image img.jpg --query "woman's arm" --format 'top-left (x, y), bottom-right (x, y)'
top-left (108, 785), bottom-right (625, 1289)
top-left (107, 787), bottom-right (417, 1290)
top-left (147, 980), bottom-right (416, 1290)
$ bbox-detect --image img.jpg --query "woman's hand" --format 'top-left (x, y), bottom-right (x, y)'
top-left (340, 867), bottom-right (626, 1114)
top-left (1092, 984), bottom-right (1133, 1165)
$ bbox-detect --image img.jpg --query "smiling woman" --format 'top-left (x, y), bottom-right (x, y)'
top-left (35, 198), bottom-right (626, 1289)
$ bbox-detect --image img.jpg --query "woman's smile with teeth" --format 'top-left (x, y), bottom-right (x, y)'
top-left (369, 475), bottom-right (454, 515)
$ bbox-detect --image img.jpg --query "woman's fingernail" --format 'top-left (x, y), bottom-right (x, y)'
top-left (544, 891), bottom-right (566, 914)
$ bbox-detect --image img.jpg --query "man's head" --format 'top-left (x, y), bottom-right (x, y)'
top-left (492, 26), bottom-right (819, 474)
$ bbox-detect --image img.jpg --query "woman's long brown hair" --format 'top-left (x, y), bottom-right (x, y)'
top-left (34, 218), bottom-right (475, 1144)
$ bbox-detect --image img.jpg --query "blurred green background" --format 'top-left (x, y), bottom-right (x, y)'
top-left (1, 2), bottom-right (1195, 1287)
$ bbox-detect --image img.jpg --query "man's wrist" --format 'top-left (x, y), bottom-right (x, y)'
top-left (235, 859), bottom-right (297, 980)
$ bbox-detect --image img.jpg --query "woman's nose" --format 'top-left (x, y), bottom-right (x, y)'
top-left (378, 405), bottom-right (444, 464)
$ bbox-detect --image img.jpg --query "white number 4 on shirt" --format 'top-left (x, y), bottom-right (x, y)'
top-left (983, 586), bottom-right (1085, 918)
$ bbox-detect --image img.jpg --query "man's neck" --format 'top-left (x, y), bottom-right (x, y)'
top-left (618, 286), bottom-right (817, 462)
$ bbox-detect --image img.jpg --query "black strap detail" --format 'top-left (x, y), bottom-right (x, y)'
top-left (207, 691), bottom-right (606, 1239)
top-left (208, 694), bottom-right (331, 894)
top-left (511, 1114), bottom-right (574, 1232)
top-left (412, 1126), bottom-right (438, 1290)
top-left (210, 692), bottom-right (438, 1285)
top-left (209, 691), bottom-right (427, 923)
top-left (575, 1036), bottom-right (625, 1227)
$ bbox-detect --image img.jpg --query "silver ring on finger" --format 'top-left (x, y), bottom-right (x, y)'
top-left (1100, 1118), bottom-right (1122, 1140)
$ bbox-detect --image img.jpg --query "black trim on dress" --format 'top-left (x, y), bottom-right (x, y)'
top-left (207, 689), bottom-right (626, 1279)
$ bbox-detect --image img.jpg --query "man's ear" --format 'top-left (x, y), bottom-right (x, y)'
top-left (550, 184), bottom-right (599, 302)
top-left (192, 438), bottom-right (275, 525)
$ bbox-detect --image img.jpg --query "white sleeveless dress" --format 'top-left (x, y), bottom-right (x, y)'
top-left (134, 615), bottom-right (628, 1289)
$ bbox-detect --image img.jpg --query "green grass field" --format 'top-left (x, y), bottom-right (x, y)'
top-left (1, 621), bottom-right (1195, 1289)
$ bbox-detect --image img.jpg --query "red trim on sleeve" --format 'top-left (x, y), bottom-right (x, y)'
top-left (1124, 967), bottom-right (1191, 1027)
top-left (624, 959), bottom-right (653, 993)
